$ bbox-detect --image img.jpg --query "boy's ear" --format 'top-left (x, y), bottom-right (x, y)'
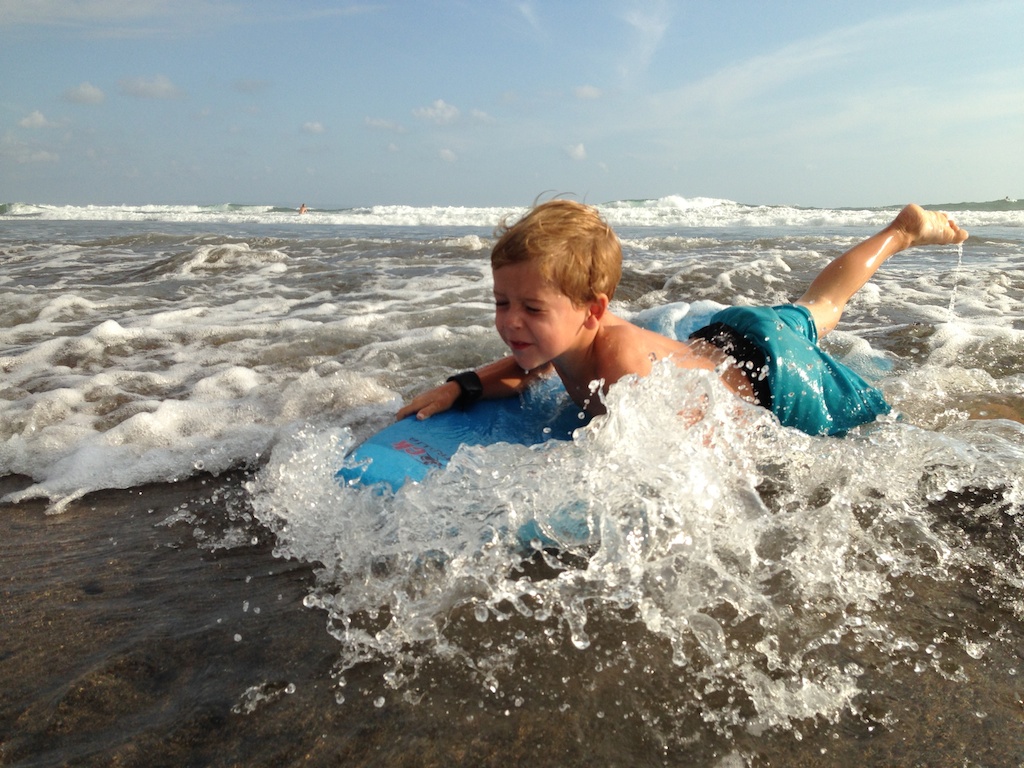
top-left (584, 294), bottom-right (609, 329)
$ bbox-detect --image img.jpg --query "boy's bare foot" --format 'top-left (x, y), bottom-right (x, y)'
top-left (892, 203), bottom-right (969, 248)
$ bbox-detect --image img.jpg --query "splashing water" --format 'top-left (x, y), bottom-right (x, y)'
top-left (947, 242), bottom-right (965, 318)
top-left (248, 361), bottom-right (1023, 736)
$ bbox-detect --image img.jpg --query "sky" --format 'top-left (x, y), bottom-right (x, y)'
top-left (1, 0), bottom-right (1022, 208)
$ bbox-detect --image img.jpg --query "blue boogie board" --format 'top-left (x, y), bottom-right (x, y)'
top-left (336, 303), bottom-right (714, 493)
top-left (336, 377), bottom-right (589, 491)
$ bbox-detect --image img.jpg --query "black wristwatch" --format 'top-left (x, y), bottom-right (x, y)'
top-left (446, 371), bottom-right (484, 408)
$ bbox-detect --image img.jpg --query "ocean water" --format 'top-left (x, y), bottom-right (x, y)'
top-left (2, 197), bottom-right (1023, 766)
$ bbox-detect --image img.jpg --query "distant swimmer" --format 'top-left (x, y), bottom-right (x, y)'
top-left (298, 203), bottom-right (308, 214)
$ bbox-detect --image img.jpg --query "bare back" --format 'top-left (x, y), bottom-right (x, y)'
top-left (555, 313), bottom-right (753, 414)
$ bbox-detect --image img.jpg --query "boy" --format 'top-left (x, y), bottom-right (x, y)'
top-left (397, 200), bottom-right (968, 436)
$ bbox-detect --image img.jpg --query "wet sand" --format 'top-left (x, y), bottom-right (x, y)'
top-left (2, 472), bottom-right (1023, 767)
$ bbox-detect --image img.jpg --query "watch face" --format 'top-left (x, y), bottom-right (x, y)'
top-left (462, 374), bottom-right (483, 396)
top-left (449, 372), bottom-right (483, 403)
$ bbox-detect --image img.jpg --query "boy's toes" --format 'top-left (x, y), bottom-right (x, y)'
top-left (920, 208), bottom-right (968, 245)
top-left (943, 214), bottom-right (969, 244)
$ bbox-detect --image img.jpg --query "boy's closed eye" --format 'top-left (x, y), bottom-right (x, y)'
top-left (494, 298), bottom-right (545, 313)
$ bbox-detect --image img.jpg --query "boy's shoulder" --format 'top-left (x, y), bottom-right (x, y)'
top-left (594, 318), bottom-right (699, 379)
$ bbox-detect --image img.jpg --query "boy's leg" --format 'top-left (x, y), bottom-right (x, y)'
top-left (796, 204), bottom-right (968, 337)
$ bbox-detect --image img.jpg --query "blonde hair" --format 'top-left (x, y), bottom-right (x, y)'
top-left (491, 199), bottom-right (622, 306)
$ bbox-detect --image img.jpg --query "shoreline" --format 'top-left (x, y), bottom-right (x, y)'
top-left (2, 473), bottom-right (1023, 766)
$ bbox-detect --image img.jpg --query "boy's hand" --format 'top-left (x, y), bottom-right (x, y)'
top-left (396, 381), bottom-right (461, 421)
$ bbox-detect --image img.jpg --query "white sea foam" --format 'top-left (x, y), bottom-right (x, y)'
top-left (5, 198), bottom-right (1023, 230)
top-left (1, 204), bottom-right (1020, 514)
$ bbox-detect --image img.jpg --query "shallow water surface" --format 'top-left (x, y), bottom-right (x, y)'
top-left (3, 472), bottom-right (1024, 767)
top-left (2, 199), bottom-right (1023, 765)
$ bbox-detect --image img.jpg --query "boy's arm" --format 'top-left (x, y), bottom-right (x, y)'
top-left (396, 357), bottom-right (549, 421)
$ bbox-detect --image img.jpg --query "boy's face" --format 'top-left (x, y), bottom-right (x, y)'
top-left (492, 262), bottom-right (591, 371)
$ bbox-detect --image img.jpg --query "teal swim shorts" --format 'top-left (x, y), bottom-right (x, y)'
top-left (693, 304), bottom-right (890, 436)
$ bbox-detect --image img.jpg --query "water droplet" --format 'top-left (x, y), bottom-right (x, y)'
top-left (964, 642), bottom-right (986, 660)
top-left (571, 632), bottom-right (591, 650)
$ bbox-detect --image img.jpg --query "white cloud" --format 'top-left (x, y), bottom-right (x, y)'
top-left (302, 121), bottom-right (325, 134)
top-left (0, 0), bottom-right (377, 33)
top-left (413, 99), bottom-right (459, 125)
top-left (439, 148), bottom-right (457, 163)
top-left (119, 75), bottom-right (184, 99)
top-left (64, 82), bottom-right (106, 104)
top-left (656, 10), bottom-right (958, 115)
top-left (0, 1), bottom-right (235, 28)
top-left (620, 1), bottom-right (672, 80)
top-left (575, 85), bottom-right (602, 101)
top-left (1, 135), bottom-right (59, 163)
top-left (516, 2), bottom-right (541, 32)
top-left (566, 143), bottom-right (587, 161)
top-left (365, 117), bottom-right (406, 133)
top-left (27, 149), bottom-right (59, 163)
top-left (1, 0), bottom-right (166, 24)
top-left (686, 38), bottom-right (854, 110)
top-left (19, 110), bottom-right (53, 128)
top-left (470, 109), bottom-right (495, 123)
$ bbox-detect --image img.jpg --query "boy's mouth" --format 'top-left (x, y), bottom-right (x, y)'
top-left (507, 340), bottom-right (530, 351)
